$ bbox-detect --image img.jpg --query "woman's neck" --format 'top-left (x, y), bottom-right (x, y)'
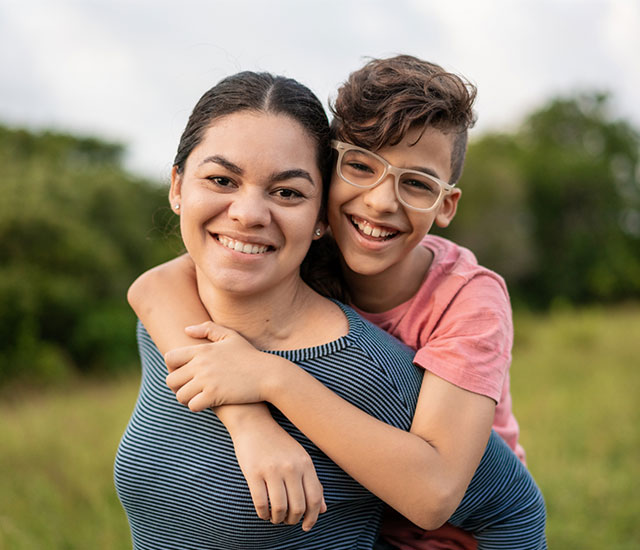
top-left (195, 269), bottom-right (344, 350)
top-left (344, 245), bottom-right (433, 314)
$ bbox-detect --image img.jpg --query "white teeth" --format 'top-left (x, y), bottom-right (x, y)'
top-left (217, 235), bottom-right (269, 254)
top-left (351, 216), bottom-right (396, 238)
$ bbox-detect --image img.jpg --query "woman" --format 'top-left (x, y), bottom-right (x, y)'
top-left (115, 71), bottom-right (425, 549)
top-left (127, 57), bottom-right (546, 550)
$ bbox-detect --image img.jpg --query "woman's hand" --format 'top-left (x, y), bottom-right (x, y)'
top-left (165, 321), bottom-right (326, 530)
top-left (230, 414), bottom-right (327, 531)
top-left (165, 322), bottom-right (273, 410)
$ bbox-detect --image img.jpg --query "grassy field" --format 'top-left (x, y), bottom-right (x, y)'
top-left (511, 304), bottom-right (640, 549)
top-left (1, 304), bottom-right (639, 549)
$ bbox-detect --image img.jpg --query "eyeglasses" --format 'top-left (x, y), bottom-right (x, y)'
top-left (331, 140), bottom-right (455, 212)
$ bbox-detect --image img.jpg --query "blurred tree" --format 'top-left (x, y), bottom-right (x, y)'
top-left (440, 134), bottom-right (536, 287)
top-left (438, 92), bottom-right (640, 307)
top-left (518, 92), bottom-right (640, 306)
top-left (0, 125), bottom-right (181, 384)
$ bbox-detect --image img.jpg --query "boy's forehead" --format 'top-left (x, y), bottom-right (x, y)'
top-left (376, 126), bottom-right (454, 179)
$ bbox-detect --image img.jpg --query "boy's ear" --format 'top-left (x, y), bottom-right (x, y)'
top-left (169, 165), bottom-right (183, 212)
top-left (435, 188), bottom-right (461, 228)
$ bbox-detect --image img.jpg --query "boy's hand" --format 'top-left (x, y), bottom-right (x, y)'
top-left (231, 418), bottom-right (327, 531)
top-left (165, 322), bottom-right (270, 410)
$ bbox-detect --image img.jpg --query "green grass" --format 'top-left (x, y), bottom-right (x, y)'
top-left (0, 374), bottom-right (138, 549)
top-left (512, 304), bottom-right (640, 549)
top-left (1, 305), bottom-right (639, 548)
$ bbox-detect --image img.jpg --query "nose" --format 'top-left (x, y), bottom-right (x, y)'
top-left (362, 175), bottom-right (399, 214)
top-left (227, 187), bottom-right (271, 227)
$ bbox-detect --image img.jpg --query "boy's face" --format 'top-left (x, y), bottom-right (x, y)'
top-left (327, 126), bottom-right (461, 277)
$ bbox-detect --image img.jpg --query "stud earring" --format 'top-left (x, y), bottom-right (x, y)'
top-left (314, 228), bottom-right (322, 237)
top-left (174, 204), bottom-right (180, 210)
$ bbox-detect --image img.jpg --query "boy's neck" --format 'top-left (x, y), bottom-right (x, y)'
top-left (345, 245), bottom-right (434, 314)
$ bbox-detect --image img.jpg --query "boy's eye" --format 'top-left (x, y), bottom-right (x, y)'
top-left (346, 161), bottom-right (375, 174)
top-left (401, 176), bottom-right (438, 194)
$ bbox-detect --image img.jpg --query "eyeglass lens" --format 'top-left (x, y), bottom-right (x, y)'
top-left (340, 149), bottom-right (442, 210)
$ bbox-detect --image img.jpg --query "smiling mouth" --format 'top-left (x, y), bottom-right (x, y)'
top-left (216, 235), bottom-right (275, 255)
top-left (350, 215), bottom-right (399, 240)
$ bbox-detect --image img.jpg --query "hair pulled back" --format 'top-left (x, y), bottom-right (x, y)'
top-left (174, 71), bottom-right (332, 189)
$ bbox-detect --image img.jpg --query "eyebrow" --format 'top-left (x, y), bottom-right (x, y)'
top-left (269, 169), bottom-right (315, 186)
top-left (409, 165), bottom-right (442, 181)
top-left (200, 155), bottom-right (315, 185)
top-left (199, 155), bottom-right (243, 175)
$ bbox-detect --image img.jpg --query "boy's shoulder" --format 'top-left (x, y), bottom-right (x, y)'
top-left (421, 234), bottom-right (507, 293)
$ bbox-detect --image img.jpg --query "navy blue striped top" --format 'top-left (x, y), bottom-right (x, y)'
top-left (114, 302), bottom-right (423, 549)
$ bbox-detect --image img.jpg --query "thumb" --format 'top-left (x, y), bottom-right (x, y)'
top-left (185, 321), bottom-right (232, 342)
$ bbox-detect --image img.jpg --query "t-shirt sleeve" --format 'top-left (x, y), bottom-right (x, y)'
top-left (412, 274), bottom-right (513, 403)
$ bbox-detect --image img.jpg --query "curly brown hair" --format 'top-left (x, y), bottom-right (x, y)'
top-left (330, 55), bottom-right (477, 184)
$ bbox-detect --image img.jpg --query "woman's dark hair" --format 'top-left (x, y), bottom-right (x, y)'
top-left (174, 71), bottom-right (332, 191)
top-left (330, 55), bottom-right (477, 184)
top-left (174, 71), bottom-right (343, 299)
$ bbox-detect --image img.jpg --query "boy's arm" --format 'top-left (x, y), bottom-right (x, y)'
top-left (166, 321), bottom-right (497, 531)
top-left (128, 254), bottom-right (205, 353)
top-left (127, 255), bottom-right (326, 531)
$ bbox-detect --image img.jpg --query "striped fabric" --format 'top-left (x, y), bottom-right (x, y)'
top-left (114, 302), bottom-right (423, 549)
top-left (448, 430), bottom-right (548, 549)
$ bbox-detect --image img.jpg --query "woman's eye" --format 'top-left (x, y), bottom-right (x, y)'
top-left (274, 188), bottom-right (303, 200)
top-left (209, 176), bottom-right (231, 186)
top-left (206, 176), bottom-right (235, 189)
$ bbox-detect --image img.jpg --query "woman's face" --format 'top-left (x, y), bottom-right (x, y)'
top-left (327, 126), bottom-right (460, 278)
top-left (170, 111), bottom-right (324, 297)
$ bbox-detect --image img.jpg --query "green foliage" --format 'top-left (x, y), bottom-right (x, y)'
top-left (440, 92), bottom-right (640, 307)
top-left (0, 124), bottom-right (181, 384)
top-left (2, 89), bottom-right (640, 385)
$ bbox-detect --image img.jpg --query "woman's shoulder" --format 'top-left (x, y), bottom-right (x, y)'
top-left (336, 302), bottom-right (421, 379)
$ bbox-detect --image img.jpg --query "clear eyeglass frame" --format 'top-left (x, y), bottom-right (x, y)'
top-left (331, 140), bottom-right (456, 212)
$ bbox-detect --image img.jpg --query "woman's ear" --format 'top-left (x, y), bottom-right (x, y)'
top-left (169, 165), bottom-right (183, 213)
top-left (313, 221), bottom-right (327, 240)
top-left (435, 188), bottom-right (461, 228)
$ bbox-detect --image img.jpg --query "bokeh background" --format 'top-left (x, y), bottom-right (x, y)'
top-left (1, 0), bottom-right (639, 548)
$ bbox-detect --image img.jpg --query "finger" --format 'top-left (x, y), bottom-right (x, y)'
top-left (165, 367), bottom-right (194, 393)
top-left (266, 479), bottom-right (288, 524)
top-left (246, 477), bottom-right (271, 521)
top-left (301, 473), bottom-right (325, 531)
top-left (283, 476), bottom-right (306, 526)
top-left (187, 390), bottom-right (216, 412)
top-left (174, 380), bottom-right (203, 407)
top-left (164, 346), bottom-right (198, 372)
top-left (185, 321), bottom-right (232, 342)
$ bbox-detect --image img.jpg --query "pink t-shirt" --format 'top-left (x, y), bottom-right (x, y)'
top-left (354, 235), bottom-right (525, 462)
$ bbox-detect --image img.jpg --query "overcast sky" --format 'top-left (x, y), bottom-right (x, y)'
top-left (2, 0), bottom-right (639, 179)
